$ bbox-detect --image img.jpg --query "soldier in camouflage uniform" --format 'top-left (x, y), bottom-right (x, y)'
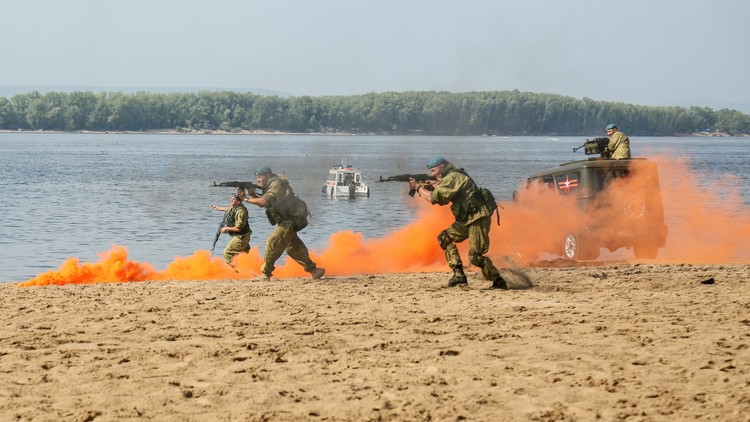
top-left (242, 166), bottom-right (325, 281)
top-left (410, 156), bottom-right (508, 289)
top-left (210, 193), bottom-right (252, 265)
top-left (605, 124), bottom-right (631, 159)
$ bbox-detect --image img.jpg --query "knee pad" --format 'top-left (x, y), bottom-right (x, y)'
top-left (469, 252), bottom-right (485, 268)
top-left (437, 230), bottom-right (453, 250)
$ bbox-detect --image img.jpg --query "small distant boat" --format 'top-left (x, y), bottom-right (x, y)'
top-left (321, 161), bottom-right (370, 199)
top-left (547, 137), bottom-right (559, 141)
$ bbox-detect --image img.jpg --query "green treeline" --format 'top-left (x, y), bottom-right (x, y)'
top-left (1, 90), bottom-right (748, 136)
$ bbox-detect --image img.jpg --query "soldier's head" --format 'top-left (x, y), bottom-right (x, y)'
top-left (255, 165), bottom-right (273, 187)
top-left (230, 193), bottom-right (243, 205)
top-left (426, 156), bottom-right (448, 178)
top-left (606, 124), bottom-right (617, 136)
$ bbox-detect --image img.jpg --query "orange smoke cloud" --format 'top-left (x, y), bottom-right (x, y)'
top-left (488, 156), bottom-right (750, 264)
top-left (19, 246), bottom-right (260, 287)
top-left (19, 156), bottom-right (750, 286)
top-left (653, 157), bottom-right (750, 263)
top-left (19, 201), bottom-right (455, 287)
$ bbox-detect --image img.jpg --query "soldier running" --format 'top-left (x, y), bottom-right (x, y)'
top-left (410, 156), bottom-right (508, 289)
top-left (242, 166), bottom-right (325, 281)
top-left (210, 193), bottom-right (252, 265)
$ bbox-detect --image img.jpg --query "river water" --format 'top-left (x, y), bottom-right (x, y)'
top-left (1, 132), bottom-right (748, 282)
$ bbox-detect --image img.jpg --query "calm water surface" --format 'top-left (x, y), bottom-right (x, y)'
top-left (1, 133), bottom-right (748, 281)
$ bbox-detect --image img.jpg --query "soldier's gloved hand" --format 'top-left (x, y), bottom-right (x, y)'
top-left (422, 181), bottom-right (435, 191)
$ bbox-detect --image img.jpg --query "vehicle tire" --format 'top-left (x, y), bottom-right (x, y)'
top-left (623, 195), bottom-right (647, 220)
top-left (563, 233), bottom-right (598, 261)
top-left (634, 244), bottom-right (658, 259)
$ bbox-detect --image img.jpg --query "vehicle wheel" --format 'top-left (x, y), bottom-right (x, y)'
top-left (634, 244), bottom-right (658, 259)
top-left (563, 233), bottom-right (597, 261)
top-left (623, 195), bottom-right (647, 220)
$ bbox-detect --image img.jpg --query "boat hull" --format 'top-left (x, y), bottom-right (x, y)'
top-left (322, 184), bottom-right (370, 199)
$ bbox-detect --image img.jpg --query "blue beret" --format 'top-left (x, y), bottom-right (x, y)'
top-left (606, 124), bottom-right (617, 130)
top-left (426, 156), bottom-right (447, 169)
top-left (255, 166), bottom-right (272, 175)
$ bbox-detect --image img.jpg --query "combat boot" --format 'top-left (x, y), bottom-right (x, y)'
top-left (491, 276), bottom-right (509, 290)
top-left (448, 267), bottom-right (468, 287)
top-left (311, 267), bottom-right (326, 280)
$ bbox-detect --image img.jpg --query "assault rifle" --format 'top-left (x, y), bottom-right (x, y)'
top-left (212, 181), bottom-right (263, 197)
top-left (573, 137), bottom-right (611, 159)
top-left (377, 173), bottom-right (436, 183)
top-left (212, 181), bottom-right (263, 190)
top-left (211, 210), bottom-right (230, 255)
top-left (376, 173), bottom-right (438, 197)
top-left (408, 179), bottom-right (437, 197)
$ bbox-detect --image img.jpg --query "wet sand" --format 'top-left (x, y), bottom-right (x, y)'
top-left (1, 263), bottom-right (748, 421)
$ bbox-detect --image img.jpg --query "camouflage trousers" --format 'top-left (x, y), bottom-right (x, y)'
top-left (261, 221), bottom-right (317, 276)
top-left (440, 216), bottom-right (501, 281)
top-left (224, 233), bottom-right (251, 265)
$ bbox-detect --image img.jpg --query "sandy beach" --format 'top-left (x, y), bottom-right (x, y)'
top-left (1, 263), bottom-right (748, 421)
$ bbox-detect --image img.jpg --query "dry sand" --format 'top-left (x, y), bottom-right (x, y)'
top-left (1, 263), bottom-right (748, 421)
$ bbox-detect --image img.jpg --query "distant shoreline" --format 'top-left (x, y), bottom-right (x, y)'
top-left (1, 128), bottom-right (747, 137)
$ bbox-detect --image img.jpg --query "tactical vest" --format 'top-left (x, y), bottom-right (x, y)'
top-left (445, 167), bottom-right (487, 222)
top-left (225, 204), bottom-right (251, 236)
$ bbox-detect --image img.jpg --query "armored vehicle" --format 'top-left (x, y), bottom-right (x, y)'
top-left (514, 156), bottom-right (668, 260)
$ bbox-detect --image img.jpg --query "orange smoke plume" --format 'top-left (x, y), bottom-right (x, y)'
top-left (488, 156), bottom-right (750, 264)
top-left (19, 201), bottom-right (455, 286)
top-left (653, 157), bottom-right (750, 263)
top-left (19, 246), bottom-right (264, 287)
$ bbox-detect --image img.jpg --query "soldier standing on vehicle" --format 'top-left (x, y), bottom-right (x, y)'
top-left (605, 124), bottom-right (631, 159)
top-left (241, 166), bottom-right (325, 281)
top-left (210, 193), bottom-right (252, 265)
top-left (410, 156), bottom-right (508, 289)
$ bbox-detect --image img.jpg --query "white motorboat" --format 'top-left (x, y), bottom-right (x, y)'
top-left (322, 162), bottom-right (370, 198)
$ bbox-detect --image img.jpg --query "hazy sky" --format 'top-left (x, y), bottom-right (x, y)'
top-left (2, 0), bottom-right (748, 111)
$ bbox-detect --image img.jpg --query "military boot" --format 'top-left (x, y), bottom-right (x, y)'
top-left (448, 267), bottom-right (468, 287)
top-left (311, 267), bottom-right (326, 280)
top-left (491, 275), bottom-right (509, 290)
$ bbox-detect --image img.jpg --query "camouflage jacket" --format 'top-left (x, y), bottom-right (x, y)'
top-left (607, 131), bottom-right (631, 159)
top-left (430, 162), bottom-right (491, 224)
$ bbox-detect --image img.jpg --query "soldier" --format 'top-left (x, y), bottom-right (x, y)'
top-left (242, 166), bottom-right (325, 281)
top-left (605, 124), bottom-right (631, 159)
top-left (410, 156), bottom-right (508, 289)
top-left (210, 193), bottom-right (252, 265)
